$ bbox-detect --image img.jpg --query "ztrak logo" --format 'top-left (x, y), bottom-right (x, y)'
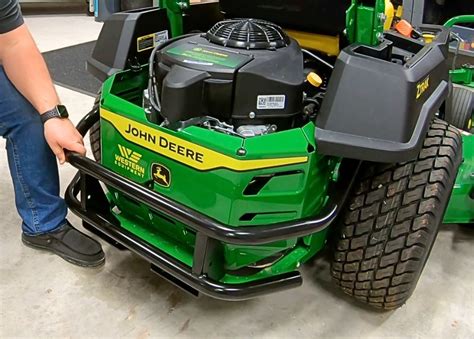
top-left (151, 163), bottom-right (171, 188)
top-left (114, 145), bottom-right (145, 178)
top-left (416, 76), bottom-right (430, 100)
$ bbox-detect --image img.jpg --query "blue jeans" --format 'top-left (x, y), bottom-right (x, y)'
top-left (0, 66), bottom-right (67, 235)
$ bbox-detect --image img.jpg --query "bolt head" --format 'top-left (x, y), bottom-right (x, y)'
top-left (237, 148), bottom-right (247, 156)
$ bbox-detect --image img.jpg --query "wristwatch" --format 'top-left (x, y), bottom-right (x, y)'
top-left (40, 105), bottom-right (69, 124)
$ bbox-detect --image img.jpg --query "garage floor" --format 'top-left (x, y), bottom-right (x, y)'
top-left (0, 15), bottom-right (473, 338)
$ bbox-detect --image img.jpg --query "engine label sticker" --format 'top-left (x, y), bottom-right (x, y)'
top-left (114, 144), bottom-right (145, 178)
top-left (166, 44), bottom-right (250, 69)
top-left (101, 109), bottom-right (308, 172)
top-left (151, 163), bottom-right (171, 188)
top-left (257, 95), bottom-right (286, 110)
top-left (137, 30), bottom-right (169, 52)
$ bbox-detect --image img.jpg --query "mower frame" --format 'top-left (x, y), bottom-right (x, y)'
top-left (65, 110), bottom-right (360, 300)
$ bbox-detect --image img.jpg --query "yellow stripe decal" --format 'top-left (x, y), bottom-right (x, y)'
top-left (101, 109), bottom-right (308, 172)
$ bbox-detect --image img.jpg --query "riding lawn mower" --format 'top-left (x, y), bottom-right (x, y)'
top-left (65, 0), bottom-right (474, 310)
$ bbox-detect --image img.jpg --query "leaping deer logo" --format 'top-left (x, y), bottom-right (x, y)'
top-left (152, 164), bottom-right (171, 187)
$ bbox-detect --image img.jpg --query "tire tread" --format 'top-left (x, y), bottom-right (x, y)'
top-left (89, 94), bottom-right (101, 162)
top-left (331, 119), bottom-right (462, 310)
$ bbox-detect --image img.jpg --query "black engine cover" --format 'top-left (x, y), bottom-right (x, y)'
top-left (155, 20), bottom-right (304, 127)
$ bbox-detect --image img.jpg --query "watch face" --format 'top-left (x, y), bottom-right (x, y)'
top-left (57, 105), bottom-right (69, 118)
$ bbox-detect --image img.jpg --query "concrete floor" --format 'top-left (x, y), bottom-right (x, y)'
top-left (0, 15), bottom-right (473, 338)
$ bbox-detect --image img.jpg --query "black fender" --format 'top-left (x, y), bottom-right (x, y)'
top-left (87, 7), bottom-right (171, 81)
top-left (316, 25), bottom-right (451, 163)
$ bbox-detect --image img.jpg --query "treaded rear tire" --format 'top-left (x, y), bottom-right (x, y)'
top-left (89, 94), bottom-right (101, 162)
top-left (331, 119), bottom-right (462, 310)
top-left (445, 85), bottom-right (473, 132)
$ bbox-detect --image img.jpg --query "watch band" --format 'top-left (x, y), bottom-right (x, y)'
top-left (40, 105), bottom-right (69, 124)
top-left (40, 108), bottom-right (60, 124)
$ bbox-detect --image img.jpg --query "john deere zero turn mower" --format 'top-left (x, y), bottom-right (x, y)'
top-left (65, 0), bottom-right (474, 310)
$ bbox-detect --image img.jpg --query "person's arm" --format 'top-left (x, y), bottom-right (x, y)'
top-left (0, 24), bottom-right (86, 164)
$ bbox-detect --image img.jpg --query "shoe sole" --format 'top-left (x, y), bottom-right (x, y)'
top-left (22, 238), bottom-right (105, 268)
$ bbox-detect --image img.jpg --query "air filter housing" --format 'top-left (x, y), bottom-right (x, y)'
top-left (206, 19), bottom-right (290, 50)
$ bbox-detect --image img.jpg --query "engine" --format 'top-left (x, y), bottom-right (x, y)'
top-left (148, 19), bottom-right (322, 137)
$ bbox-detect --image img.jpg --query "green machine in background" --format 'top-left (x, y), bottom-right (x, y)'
top-left (395, 2), bottom-right (473, 132)
top-left (70, 0), bottom-right (473, 310)
top-left (443, 15), bottom-right (474, 222)
top-left (450, 64), bottom-right (474, 89)
top-left (444, 15), bottom-right (474, 134)
top-left (159, 0), bottom-right (189, 37)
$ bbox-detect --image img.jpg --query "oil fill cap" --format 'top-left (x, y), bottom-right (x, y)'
top-left (307, 72), bottom-right (323, 87)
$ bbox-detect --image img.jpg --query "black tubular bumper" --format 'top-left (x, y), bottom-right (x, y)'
top-left (67, 153), bottom-right (338, 245)
top-left (66, 171), bottom-right (303, 300)
top-left (65, 112), bottom-right (358, 300)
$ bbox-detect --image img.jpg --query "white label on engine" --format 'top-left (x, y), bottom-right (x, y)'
top-left (155, 30), bottom-right (169, 44)
top-left (257, 95), bottom-right (286, 110)
top-left (183, 59), bottom-right (214, 66)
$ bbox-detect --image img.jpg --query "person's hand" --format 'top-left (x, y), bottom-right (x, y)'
top-left (44, 118), bottom-right (86, 164)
